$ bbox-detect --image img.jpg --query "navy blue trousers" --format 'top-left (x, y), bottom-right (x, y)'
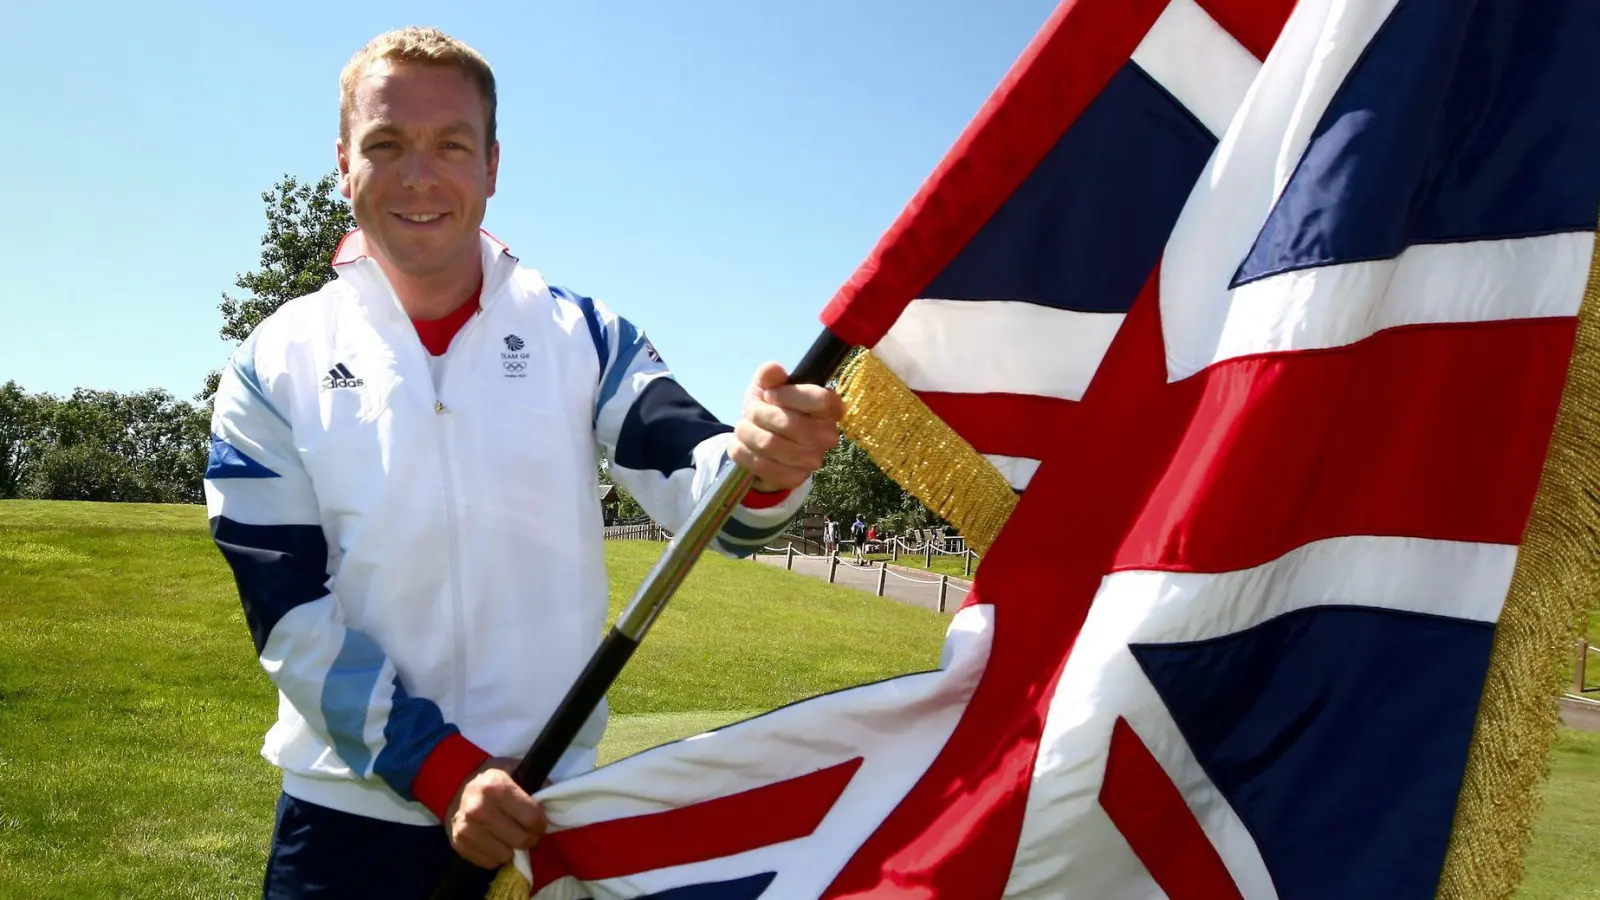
top-left (263, 792), bottom-right (497, 899)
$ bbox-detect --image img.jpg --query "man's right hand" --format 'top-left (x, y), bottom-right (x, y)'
top-left (445, 757), bottom-right (548, 868)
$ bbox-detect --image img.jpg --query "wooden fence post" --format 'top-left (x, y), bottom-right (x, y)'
top-left (786, 546), bottom-right (794, 570)
top-left (964, 551), bottom-right (973, 578)
top-left (828, 554), bottom-right (838, 584)
top-left (1579, 638), bottom-right (1590, 694)
top-left (924, 543), bottom-right (932, 568)
top-left (892, 540), bottom-right (900, 562)
top-left (938, 575), bottom-right (949, 614)
top-left (876, 564), bottom-right (887, 596)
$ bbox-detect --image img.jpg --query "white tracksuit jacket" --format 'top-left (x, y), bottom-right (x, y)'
top-left (204, 230), bottom-right (808, 824)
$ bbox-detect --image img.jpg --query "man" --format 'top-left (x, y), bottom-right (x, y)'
top-left (204, 27), bottom-right (842, 899)
top-left (850, 514), bottom-right (867, 563)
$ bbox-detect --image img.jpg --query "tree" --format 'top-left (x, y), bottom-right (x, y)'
top-left (14, 386), bottom-right (209, 504)
top-left (809, 436), bottom-right (905, 527)
top-left (0, 381), bottom-right (38, 499)
top-left (219, 172), bottom-right (355, 342)
top-left (202, 172), bottom-right (355, 399)
top-left (23, 444), bottom-right (139, 503)
top-left (597, 461), bottom-right (647, 522)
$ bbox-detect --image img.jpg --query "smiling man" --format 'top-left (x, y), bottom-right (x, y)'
top-left (204, 27), bottom-right (842, 899)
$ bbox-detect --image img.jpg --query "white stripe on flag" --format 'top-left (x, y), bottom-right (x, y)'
top-left (521, 606), bottom-right (997, 898)
top-left (1006, 644), bottom-right (1273, 900)
top-left (875, 299), bottom-right (1124, 401)
top-left (1131, 0), bottom-right (1262, 139)
top-left (1211, 233), bottom-right (1591, 368)
top-left (1111, 535), bottom-right (1513, 645)
top-left (1005, 535), bottom-right (1514, 896)
top-left (984, 454), bottom-right (1041, 492)
top-left (1159, 0), bottom-right (1406, 380)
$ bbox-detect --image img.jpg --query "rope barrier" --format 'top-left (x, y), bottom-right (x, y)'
top-left (756, 544), bottom-right (842, 558)
top-left (756, 546), bottom-right (978, 579)
top-left (882, 568), bottom-right (943, 585)
top-left (888, 536), bottom-right (978, 558)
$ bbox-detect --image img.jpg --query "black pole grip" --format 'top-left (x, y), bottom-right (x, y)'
top-left (427, 852), bottom-right (499, 899)
top-left (788, 330), bottom-right (854, 387)
top-left (510, 628), bottom-right (641, 791)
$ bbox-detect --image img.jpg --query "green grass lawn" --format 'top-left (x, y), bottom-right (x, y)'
top-left (0, 501), bottom-right (946, 897)
top-left (0, 500), bottom-right (1594, 897)
top-left (1520, 729), bottom-right (1600, 900)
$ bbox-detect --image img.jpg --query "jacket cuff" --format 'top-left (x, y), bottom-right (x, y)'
top-left (413, 732), bottom-right (491, 821)
top-left (741, 486), bottom-right (792, 510)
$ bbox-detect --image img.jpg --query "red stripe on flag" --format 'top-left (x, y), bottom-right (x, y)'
top-left (1194, 0), bottom-right (1298, 61)
top-left (1100, 717), bottom-right (1244, 900)
top-left (1111, 317), bottom-right (1574, 573)
top-left (819, 270), bottom-right (1163, 900)
top-left (546, 758), bottom-right (861, 882)
top-left (527, 843), bottom-right (574, 891)
top-left (821, 260), bottom-right (1575, 896)
top-left (917, 391), bottom-right (1078, 461)
top-left (819, 0), bottom-right (1174, 347)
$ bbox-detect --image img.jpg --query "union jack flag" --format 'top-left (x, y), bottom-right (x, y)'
top-left (513, 0), bottom-right (1600, 896)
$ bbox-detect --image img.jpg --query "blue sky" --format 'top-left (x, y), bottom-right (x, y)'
top-left (2, 0), bottom-right (1058, 423)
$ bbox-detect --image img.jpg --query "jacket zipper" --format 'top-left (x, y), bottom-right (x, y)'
top-left (434, 402), bottom-right (470, 722)
top-left (362, 256), bottom-right (505, 725)
top-left (426, 284), bottom-right (495, 725)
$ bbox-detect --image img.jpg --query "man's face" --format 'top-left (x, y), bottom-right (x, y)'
top-left (337, 60), bottom-right (499, 281)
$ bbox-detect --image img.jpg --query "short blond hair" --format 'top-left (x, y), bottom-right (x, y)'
top-left (339, 27), bottom-right (497, 151)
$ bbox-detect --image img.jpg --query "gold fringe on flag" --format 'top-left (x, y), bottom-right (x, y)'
top-left (485, 864), bottom-right (591, 900)
top-left (835, 350), bottom-right (1020, 555)
top-left (486, 864), bottom-right (528, 900)
top-left (1436, 218), bottom-right (1600, 899)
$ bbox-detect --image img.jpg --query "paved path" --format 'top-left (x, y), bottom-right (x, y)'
top-left (1560, 695), bottom-right (1600, 733)
top-left (753, 552), bottom-right (969, 614)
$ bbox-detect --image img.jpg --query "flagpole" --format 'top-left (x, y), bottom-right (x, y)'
top-left (430, 328), bottom-right (854, 900)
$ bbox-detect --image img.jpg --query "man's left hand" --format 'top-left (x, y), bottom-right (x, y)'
top-left (730, 362), bottom-right (844, 493)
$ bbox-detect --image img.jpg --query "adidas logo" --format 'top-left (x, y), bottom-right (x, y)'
top-left (321, 363), bottom-right (364, 391)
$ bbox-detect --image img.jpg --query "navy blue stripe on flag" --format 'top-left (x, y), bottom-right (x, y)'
top-left (919, 62), bottom-right (1216, 314)
top-left (637, 873), bottom-right (776, 899)
top-left (1131, 605), bottom-right (1494, 899)
top-left (1234, 0), bottom-right (1600, 287)
top-left (210, 516), bottom-right (331, 654)
top-left (614, 377), bottom-right (732, 477)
